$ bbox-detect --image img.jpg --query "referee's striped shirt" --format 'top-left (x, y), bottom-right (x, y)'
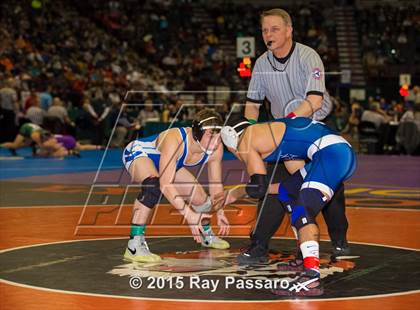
top-left (247, 41), bottom-right (332, 120)
top-left (26, 106), bottom-right (46, 125)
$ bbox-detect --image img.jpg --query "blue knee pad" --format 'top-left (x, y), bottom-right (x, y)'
top-left (278, 185), bottom-right (294, 213)
top-left (277, 171), bottom-right (304, 213)
top-left (291, 188), bottom-right (328, 230)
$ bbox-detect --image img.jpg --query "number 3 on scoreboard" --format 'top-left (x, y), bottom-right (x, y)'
top-left (236, 37), bottom-right (255, 58)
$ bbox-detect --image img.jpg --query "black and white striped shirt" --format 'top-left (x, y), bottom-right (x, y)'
top-left (26, 106), bottom-right (45, 125)
top-left (247, 41), bottom-right (332, 120)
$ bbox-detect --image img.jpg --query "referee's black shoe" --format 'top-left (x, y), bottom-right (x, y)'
top-left (331, 240), bottom-right (351, 259)
top-left (237, 241), bottom-right (269, 265)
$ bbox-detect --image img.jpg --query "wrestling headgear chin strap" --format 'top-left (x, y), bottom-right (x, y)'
top-left (192, 116), bottom-right (222, 155)
top-left (221, 117), bottom-right (251, 150)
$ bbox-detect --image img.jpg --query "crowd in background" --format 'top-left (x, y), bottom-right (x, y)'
top-left (0, 0), bottom-right (419, 154)
top-left (357, 4), bottom-right (420, 77)
top-left (327, 89), bottom-right (420, 154)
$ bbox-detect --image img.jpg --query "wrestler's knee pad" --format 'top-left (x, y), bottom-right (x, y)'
top-left (278, 185), bottom-right (293, 213)
top-left (277, 171), bottom-right (304, 213)
top-left (137, 176), bottom-right (161, 208)
top-left (291, 188), bottom-right (328, 230)
top-left (246, 174), bottom-right (269, 199)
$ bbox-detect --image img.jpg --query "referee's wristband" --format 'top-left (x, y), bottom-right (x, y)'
top-left (248, 118), bottom-right (257, 124)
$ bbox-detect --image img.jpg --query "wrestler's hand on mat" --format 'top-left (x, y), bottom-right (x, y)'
top-left (216, 210), bottom-right (230, 236)
top-left (184, 211), bottom-right (212, 243)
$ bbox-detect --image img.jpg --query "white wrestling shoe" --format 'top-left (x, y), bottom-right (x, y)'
top-left (124, 235), bottom-right (162, 262)
top-left (201, 228), bottom-right (230, 250)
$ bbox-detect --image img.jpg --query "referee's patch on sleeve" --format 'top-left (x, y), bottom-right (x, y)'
top-left (312, 68), bottom-right (322, 80)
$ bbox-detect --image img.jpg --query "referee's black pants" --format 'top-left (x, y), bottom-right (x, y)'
top-left (251, 161), bottom-right (348, 248)
top-left (0, 108), bottom-right (17, 143)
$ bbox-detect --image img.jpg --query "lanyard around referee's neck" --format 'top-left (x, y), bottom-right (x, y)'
top-left (267, 41), bottom-right (295, 72)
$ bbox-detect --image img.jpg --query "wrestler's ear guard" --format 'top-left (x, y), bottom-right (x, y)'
top-left (221, 118), bottom-right (251, 150)
top-left (221, 126), bottom-right (240, 150)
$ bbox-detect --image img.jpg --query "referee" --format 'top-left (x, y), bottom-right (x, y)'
top-left (239, 8), bottom-right (350, 264)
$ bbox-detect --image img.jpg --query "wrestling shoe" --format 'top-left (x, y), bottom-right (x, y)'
top-left (201, 228), bottom-right (230, 249)
top-left (237, 241), bottom-right (269, 265)
top-left (69, 149), bottom-right (81, 158)
top-left (272, 270), bottom-right (323, 296)
top-left (123, 235), bottom-right (161, 262)
top-left (331, 240), bottom-right (351, 259)
top-left (277, 257), bottom-right (304, 272)
top-left (9, 148), bottom-right (18, 156)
